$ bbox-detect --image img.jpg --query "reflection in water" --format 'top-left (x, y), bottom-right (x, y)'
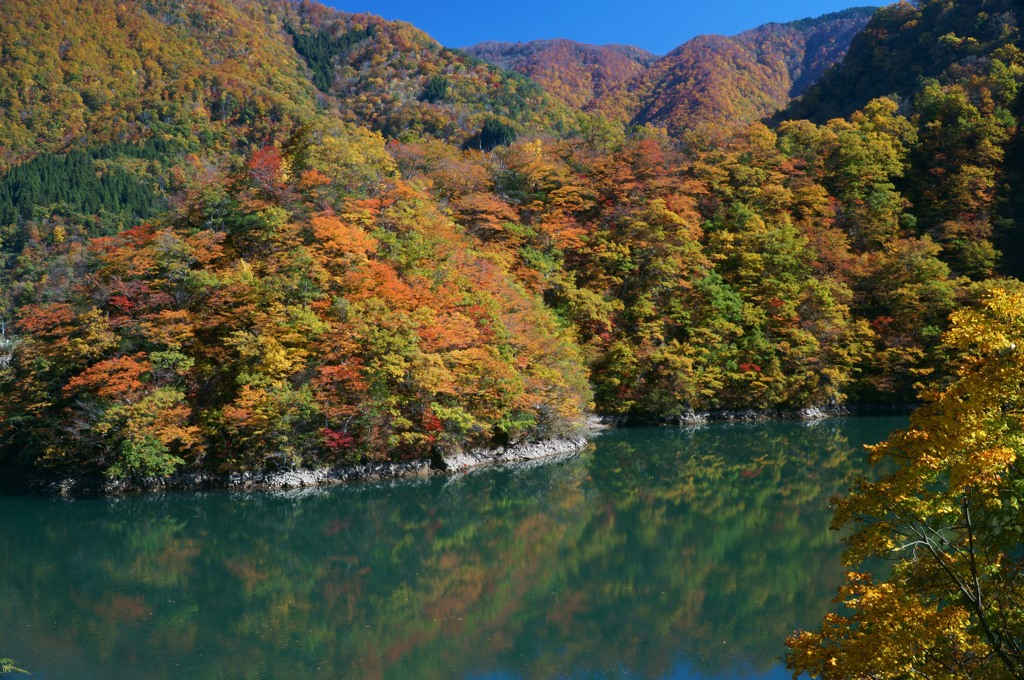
top-left (0, 418), bottom-right (902, 680)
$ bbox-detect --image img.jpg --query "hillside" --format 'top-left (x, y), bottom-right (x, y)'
top-left (464, 8), bottom-right (876, 135)
top-left (778, 0), bottom-right (1024, 277)
top-left (276, 1), bottom-right (573, 144)
top-left (781, 0), bottom-right (1022, 123)
top-left (0, 0), bottom-right (569, 168)
top-left (600, 7), bottom-right (877, 134)
top-left (0, 0), bottom-right (592, 477)
top-left (0, 0), bottom-right (319, 169)
top-left (463, 39), bottom-right (657, 110)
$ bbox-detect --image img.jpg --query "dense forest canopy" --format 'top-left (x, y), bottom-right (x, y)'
top-left (0, 0), bottom-right (1022, 484)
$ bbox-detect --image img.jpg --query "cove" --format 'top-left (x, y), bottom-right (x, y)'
top-left (0, 417), bottom-right (902, 679)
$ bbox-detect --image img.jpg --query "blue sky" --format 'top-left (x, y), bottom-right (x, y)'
top-left (324, 1), bottom-right (882, 55)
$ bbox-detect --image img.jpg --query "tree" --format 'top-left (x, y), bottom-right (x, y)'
top-left (420, 75), bottom-right (449, 103)
top-left (824, 98), bottom-right (916, 251)
top-left (478, 118), bottom-right (517, 152)
top-left (909, 81), bottom-right (1012, 279)
top-left (787, 283), bottom-right (1024, 679)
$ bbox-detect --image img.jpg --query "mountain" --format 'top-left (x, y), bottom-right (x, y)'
top-left (463, 8), bottom-right (876, 135)
top-left (597, 7), bottom-right (878, 134)
top-left (776, 0), bottom-right (1024, 276)
top-left (277, 1), bottom-right (571, 143)
top-left (0, 0), bottom-right (570, 170)
top-left (463, 40), bottom-right (657, 110)
top-left (0, 0), bottom-right (320, 168)
top-left (780, 0), bottom-right (1022, 122)
top-left (0, 0), bottom-right (872, 162)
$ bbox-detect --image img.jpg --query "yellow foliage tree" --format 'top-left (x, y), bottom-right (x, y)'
top-left (788, 284), bottom-right (1024, 678)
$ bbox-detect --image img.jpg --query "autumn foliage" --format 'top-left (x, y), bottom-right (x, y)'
top-left (0, 0), bottom-right (1023, 481)
top-left (0, 123), bottom-right (591, 476)
top-left (787, 285), bottom-right (1024, 679)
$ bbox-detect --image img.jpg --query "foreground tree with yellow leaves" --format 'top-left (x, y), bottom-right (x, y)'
top-left (787, 284), bottom-right (1024, 679)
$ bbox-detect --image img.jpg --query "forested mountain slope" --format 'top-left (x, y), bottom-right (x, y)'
top-left (276, 1), bottom-right (572, 143)
top-left (463, 40), bottom-right (657, 111)
top-left (605, 7), bottom-right (876, 134)
top-left (777, 0), bottom-right (1024, 276)
top-left (0, 0), bottom-right (318, 168)
top-left (466, 8), bottom-right (876, 135)
top-left (781, 0), bottom-right (1020, 123)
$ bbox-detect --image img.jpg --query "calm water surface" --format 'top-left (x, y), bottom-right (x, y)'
top-left (0, 417), bottom-right (903, 679)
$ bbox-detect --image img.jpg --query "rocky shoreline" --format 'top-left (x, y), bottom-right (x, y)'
top-left (597, 402), bottom-right (915, 426)
top-left (440, 436), bottom-right (591, 472)
top-left (1, 405), bottom-right (911, 497)
top-left (2, 436), bottom-right (593, 497)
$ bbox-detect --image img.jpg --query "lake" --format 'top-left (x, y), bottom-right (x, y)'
top-left (0, 417), bottom-right (903, 679)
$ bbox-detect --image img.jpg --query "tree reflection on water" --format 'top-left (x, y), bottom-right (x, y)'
top-left (0, 417), bottom-right (901, 680)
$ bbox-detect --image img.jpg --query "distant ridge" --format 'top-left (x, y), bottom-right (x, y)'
top-left (468, 6), bottom-right (877, 134)
top-left (463, 39), bottom-right (657, 109)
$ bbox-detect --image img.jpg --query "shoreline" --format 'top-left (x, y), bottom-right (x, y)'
top-left (0, 406), bottom-right (913, 498)
top-left (0, 436), bottom-right (593, 498)
top-left (596, 402), bottom-right (915, 427)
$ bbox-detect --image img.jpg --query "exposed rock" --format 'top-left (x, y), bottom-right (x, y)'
top-left (5, 406), bottom-right (908, 497)
top-left (11, 437), bottom-right (592, 497)
top-left (439, 437), bottom-right (590, 473)
top-left (24, 460), bottom-right (433, 497)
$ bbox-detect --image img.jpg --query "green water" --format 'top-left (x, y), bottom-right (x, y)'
top-left (0, 418), bottom-right (902, 679)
